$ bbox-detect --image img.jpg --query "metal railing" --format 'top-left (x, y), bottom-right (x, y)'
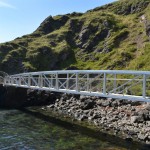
top-left (0, 71), bottom-right (8, 84)
top-left (3, 70), bottom-right (150, 102)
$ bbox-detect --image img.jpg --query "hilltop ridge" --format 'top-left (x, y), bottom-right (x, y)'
top-left (0, 0), bottom-right (150, 74)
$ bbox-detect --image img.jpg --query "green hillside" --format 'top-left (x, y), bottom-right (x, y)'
top-left (0, 0), bottom-right (150, 74)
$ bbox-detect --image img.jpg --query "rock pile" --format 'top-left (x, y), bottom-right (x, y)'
top-left (44, 93), bottom-right (150, 144)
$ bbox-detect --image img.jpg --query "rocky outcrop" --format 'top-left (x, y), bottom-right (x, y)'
top-left (114, 0), bottom-right (150, 15)
top-left (145, 22), bottom-right (150, 38)
top-left (91, 0), bottom-right (150, 15)
top-left (35, 15), bottom-right (70, 35)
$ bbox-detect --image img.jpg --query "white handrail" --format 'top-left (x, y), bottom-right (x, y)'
top-left (3, 70), bottom-right (150, 102)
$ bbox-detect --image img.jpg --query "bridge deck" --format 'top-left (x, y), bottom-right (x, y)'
top-left (7, 83), bottom-right (150, 102)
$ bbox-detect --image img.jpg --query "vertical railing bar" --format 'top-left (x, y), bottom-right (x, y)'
top-left (38, 75), bottom-right (40, 87)
top-left (66, 73), bottom-right (69, 90)
top-left (103, 73), bottom-right (106, 95)
top-left (10, 77), bottom-right (12, 85)
top-left (19, 75), bottom-right (21, 86)
top-left (76, 72), bottom-right (79, 92)
top-left (3, 77), bottom-right (6, 85)
top-left (41, 74), bottom-right (43, 88)
top-left (56, 72), bottom-right (58, 90)
top-left (143, 74), bottom-right (146, 98)
top-left (113, 74), bottom-right (117, 94)
top-left (87, 73), bottom-right (89, 92)
top-left (28, 75), bottom-right (31, 87)
top-left (51, 74), bottom-right (53, 88)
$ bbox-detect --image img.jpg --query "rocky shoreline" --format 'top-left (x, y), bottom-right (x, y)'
top-left (34, 91), bottom-right (150, 144)
top-left (1, 86), bottom-right (150, 145)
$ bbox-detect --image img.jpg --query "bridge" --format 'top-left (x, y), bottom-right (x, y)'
top-left (1, 70), bottom-right (150, 102)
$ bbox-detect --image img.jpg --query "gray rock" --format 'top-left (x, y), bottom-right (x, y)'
top-left (77, 114), bottom-right (87, 121)
top-left (111, 101), bottom-right (119, 107)
top-left (80, 99), bottom-right (95, 110)
top-left (80, 95), bottom-right (87, 101)
top-left (138, 109), bottom-right (150, 121)
top-left (146, 121), bottom-right (150, 126)
top-left (131, 115), bottom-right (144, 123)
top-left (145, 103), bottom-right (150, 111)
top-left (92, 113), bottom-right (101, 119)
top-left (47, 104), bottom-right (54, 109)
top-left (138, 133), bottom-right (147, 141)
top-left (101, 100), bottom-right (110, 107)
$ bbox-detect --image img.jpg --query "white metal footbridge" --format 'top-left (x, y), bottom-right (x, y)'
top-left (1, 70), bottom-right (150, 102)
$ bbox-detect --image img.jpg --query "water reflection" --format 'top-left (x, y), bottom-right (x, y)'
top-left (0, 108), bottom-right (149, 150)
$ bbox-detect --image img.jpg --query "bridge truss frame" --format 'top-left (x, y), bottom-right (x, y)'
top-left (3, 70), bottom-right (150, 102)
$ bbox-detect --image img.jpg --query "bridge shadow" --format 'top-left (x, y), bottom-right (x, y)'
top-left (19, 107), bottom-right (150, 150)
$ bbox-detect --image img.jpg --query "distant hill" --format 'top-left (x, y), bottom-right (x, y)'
top-left (0, 0), bottom-right (150, 74)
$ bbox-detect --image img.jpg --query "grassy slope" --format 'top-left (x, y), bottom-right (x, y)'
top-left (0, 0), bottom-right (150, 74)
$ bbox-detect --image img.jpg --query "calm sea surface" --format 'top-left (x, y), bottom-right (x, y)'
top-left (0, 107), bottom-right (149, 150)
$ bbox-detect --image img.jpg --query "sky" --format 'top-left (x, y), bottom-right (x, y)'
top-left (0, 0), bottom-right (116, 43)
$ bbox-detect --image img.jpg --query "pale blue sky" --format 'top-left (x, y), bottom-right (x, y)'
top-left (0, 0), bottom-right (116, 43)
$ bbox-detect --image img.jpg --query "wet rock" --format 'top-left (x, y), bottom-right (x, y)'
top-left (47, 104), bottom-right (54, 109)
top-left (78, 114), bottom-right (87, 121)
top-left (39, 93), bottom-right (150, 143)
top-left (125, 137), bottom-right (133, 142)
top-left (138, 133), bottom-right (147, 141)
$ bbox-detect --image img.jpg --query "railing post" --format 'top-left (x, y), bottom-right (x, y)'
top-left (87, 73), bottom-right (89, 92)
top-left (76, 73), bottom-right (79, 92)
top-left (56, 72), bottom-right (58, 90)
top-left (18, 75), bottom-right (21, 86)
top-left (7, 76), bottom-right (10, 85)
top-left (9, 77), bottom-right (11, 85)
top-left (38, 75), bottom-right (43, 87)
top-left (11, 77), bottom-right (13, 85)
top-left (50, 74), bottom-right (53, 88)
top-left (143, 74), bottom-right (146, 98)
top-left (3, 77), bottom-right (6, 85)
top-left (66, 73), bottom-right (69, 90)
top-left (103, 73), bottom-right (106, 95)
top-left (39, 74), bottom-right (43, 88)
top-left (113, 74), bottom-right (117, 93)
top-left (28, 75), bottom-right (31, 87)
